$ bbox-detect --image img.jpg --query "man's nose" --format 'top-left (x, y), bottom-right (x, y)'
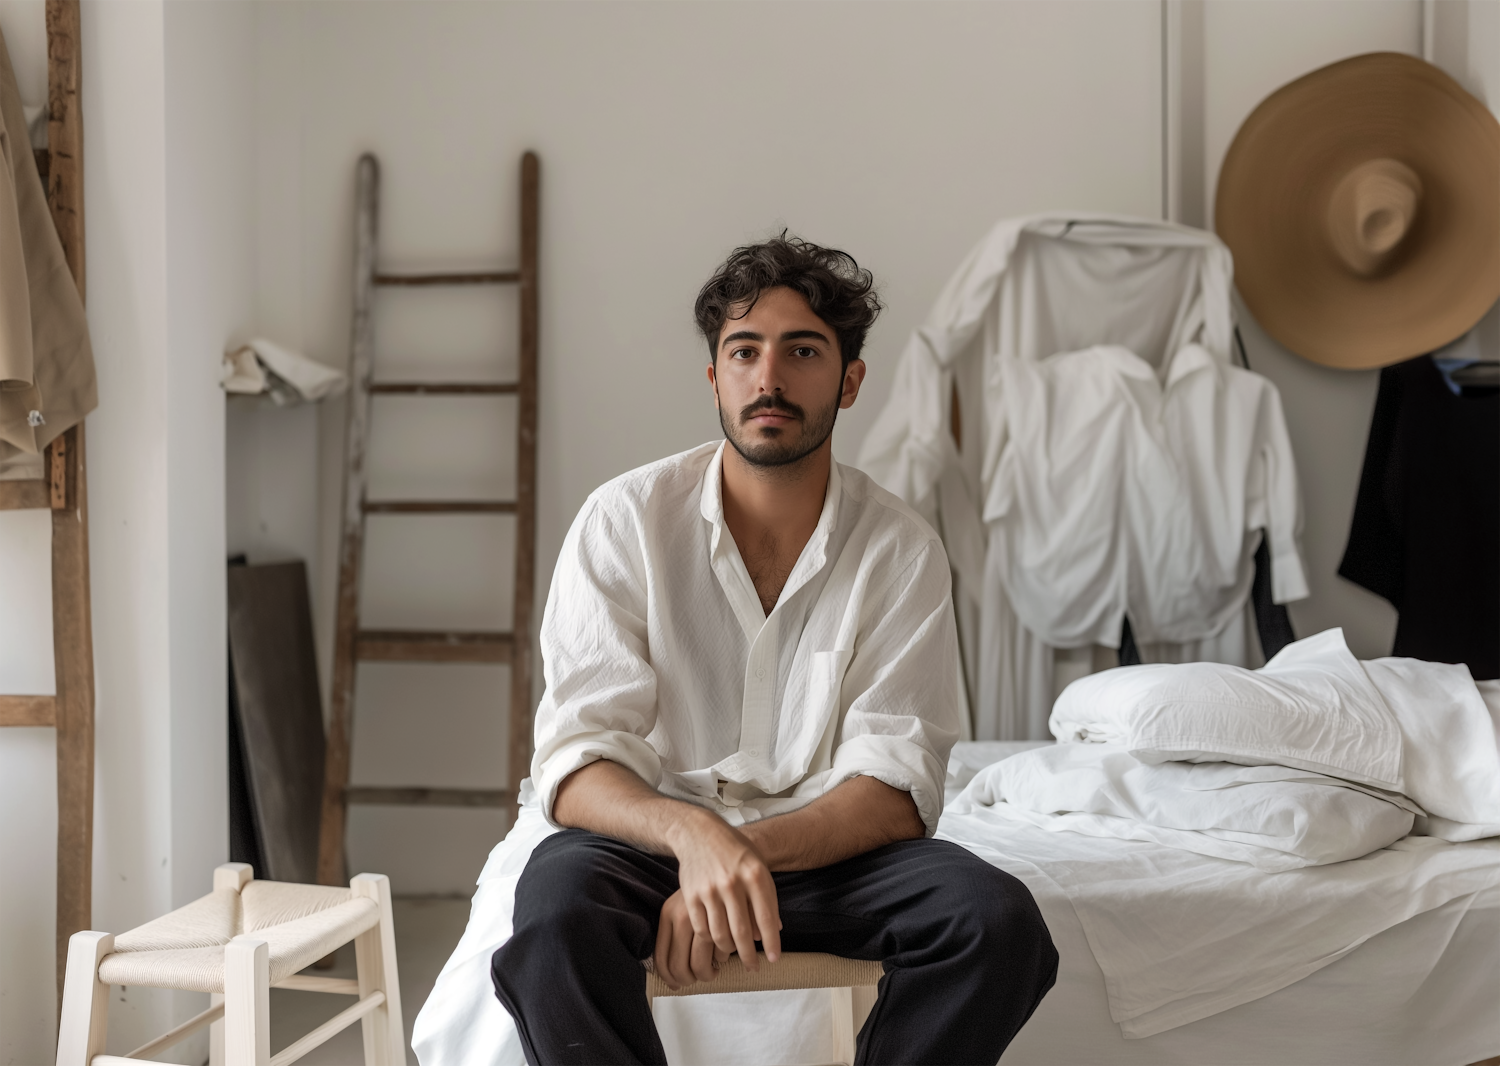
top-left (755, 350), bottom-right (789, 394)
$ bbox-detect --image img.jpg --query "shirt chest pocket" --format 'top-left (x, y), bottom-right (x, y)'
top-left (786, 649), bottom-right (855, 781)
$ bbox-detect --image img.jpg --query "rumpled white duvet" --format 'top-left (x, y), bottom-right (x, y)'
top-left (970, 742), bottom-right (1418, 871)
top-left (1040, 628), bottom-right (1500, 843)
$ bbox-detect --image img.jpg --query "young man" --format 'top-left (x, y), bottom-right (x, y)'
top-left (492, 237), bottom-right (1057, 1065)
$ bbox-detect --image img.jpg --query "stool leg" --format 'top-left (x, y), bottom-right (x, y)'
top-left (209, 992), bottom-right (225, 1066)
top-left (828, 987), bottom-right (855, 1066)
top-left (351, 873), bottom-right (404, 1065)
top-left (55, 931), bottom-right (113, 1066)
top-left (225, 936), bottom-right (270, 1066)
top-left (851, 984), bottom-right (877, 1037)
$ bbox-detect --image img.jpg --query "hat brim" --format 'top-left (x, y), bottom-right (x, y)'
top-left (1216, 52), bottom-right (1500, 370)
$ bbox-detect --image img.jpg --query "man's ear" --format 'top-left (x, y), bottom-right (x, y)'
top-left (839, 359), bottom-right (867, 409)
top-left (707, 361), bottom-right (720, 409)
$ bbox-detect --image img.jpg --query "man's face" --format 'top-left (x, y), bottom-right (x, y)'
top-left (707, 286), bottom-right (865, 469)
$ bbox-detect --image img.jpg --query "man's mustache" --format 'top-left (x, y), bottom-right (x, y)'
top-left (739, 395), bottom-right (804, 423)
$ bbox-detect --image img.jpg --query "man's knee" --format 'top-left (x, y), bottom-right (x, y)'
top-left (916, 844), bottom-right (1057, 971)
top-left (513, 830), bottom-right (642, 934)
top-left (507, 829), bottom-right (675, 968)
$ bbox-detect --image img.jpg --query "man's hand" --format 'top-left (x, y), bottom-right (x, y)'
top-left (552, 760), bottom-right (782, 991)
top-left (654, 812), bottom-right (781, 989)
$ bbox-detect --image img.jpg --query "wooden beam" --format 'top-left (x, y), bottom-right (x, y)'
top-left (507, 151), bottom-right (540, 826)
top-left (345, 786), bottom-right (508, 808)
top-left (0, 695), bottom-right (57, 727)
top-left (51, 423), bottom-right (92, 1009)
top-left (46, 0), bottom-right (92, 1010)
top-left (45, 0), bottom-right (83, 298)
top-left (318, 154), bottom-right (380, 894)
top-left (0, 479), bottom-right (49, 510)
top-left (355, 629), bottom-right (513, 664)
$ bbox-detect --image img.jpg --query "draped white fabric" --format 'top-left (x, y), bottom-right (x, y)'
top-left (858, 214), bottom-right (1307, 739)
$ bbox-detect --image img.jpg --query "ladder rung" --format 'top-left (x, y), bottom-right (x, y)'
top-left (363, 500), bottom-right (517, 515)
top-left (368, 382), bottom-right (518, 395)
top-left (356, 629), bottom-right (513, 663)
top-left (0, 478), bottom-right (50, 511)
top-left (345, 786), bottom-right (509, 808)
top-left (0, 694), bottom-right (56, 727)
top-left (374, 271), bottom-right (519, 286)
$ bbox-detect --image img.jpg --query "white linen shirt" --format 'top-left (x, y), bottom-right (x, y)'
top-left (530, 441), bottom-right (964, 835)
top-left (986, 342), bottom-right (1307, 646)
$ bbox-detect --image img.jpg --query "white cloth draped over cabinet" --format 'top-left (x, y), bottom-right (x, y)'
top-left (859, 214), bottom-right (1309, 740)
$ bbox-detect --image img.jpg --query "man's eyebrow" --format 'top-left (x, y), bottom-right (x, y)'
top-left (718, 328), bottom-right (832, 349)
top-left (720, 330), bottom-right (763, 349)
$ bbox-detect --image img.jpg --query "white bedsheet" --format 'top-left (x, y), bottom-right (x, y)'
top-left (937, 795), bottom-right (1500, 1037)
top-left (998, 859), bottom-right (1500, 1065)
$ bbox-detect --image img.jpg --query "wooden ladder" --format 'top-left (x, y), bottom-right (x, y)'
top-left (0, 0), bottom-right (92, 1006)
top-left (316, 151), bottom-right (540, 890)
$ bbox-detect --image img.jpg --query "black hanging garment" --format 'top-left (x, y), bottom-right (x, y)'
top-left (1339, 355), bottom-right (1499, 679)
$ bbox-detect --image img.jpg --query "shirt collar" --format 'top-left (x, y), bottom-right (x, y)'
top-left (1164, 342), bottom-right (1218, 390)
top-left (699, 439), bottom-right (843, 602)
top-left (1097, 342), bottom-right (1219, 390)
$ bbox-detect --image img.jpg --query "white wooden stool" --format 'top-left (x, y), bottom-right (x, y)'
top-left (646, 952), bottom-right (883, 1066)
top-left (56, 862), bottom-right (403, 1066)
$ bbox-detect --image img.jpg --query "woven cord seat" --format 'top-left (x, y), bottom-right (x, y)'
top-left (57, 863), bottom-right (403, 1066)
top-left (98, 880), bottom-right (379, 993)
top-left (645, 952), bottom-right (884, 1065)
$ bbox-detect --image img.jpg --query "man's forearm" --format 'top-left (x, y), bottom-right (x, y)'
top-left (552, 758), bottom-right (722, 857)
top-left (740, 775), bottom-right (926, 872)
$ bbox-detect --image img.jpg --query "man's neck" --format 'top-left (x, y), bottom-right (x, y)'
top-left (720, 441), bottom-right (831, 614)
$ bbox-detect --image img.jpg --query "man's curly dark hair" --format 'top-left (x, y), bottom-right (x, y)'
top-left (694, 234), bottom-right (882, 369)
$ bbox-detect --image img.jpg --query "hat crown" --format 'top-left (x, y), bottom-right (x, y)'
top-left (1326, 158), bottom-right (1422, 278)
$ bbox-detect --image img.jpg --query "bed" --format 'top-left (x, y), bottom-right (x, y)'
top-left (414, 671), bottom-right (1500, 1066)
top-left (945, 742), bottom-right (1500, 1066)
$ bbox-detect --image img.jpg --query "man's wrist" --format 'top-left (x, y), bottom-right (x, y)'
top-left (660, 801), bottom-right (725, 858)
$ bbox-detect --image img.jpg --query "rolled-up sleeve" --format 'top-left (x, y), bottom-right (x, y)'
top-left (531, 498), bottom-right (663, 825)
top-left (827, 539), bottom-right (964, 836)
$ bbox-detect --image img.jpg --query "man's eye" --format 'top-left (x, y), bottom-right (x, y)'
top-left (794, 347), bottom-right (817, 358)
top-left (732, 348), bottom-right (754, 359)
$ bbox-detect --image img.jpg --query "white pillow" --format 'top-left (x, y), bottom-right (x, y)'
top-left (1362, 662), bottom-right (1500, 829)
top-left (1050, 629), bottom-right (1404, 792)
top-left (965, 743), bottom-right (1416, 872)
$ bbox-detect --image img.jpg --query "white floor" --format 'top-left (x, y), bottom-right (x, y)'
top-left (271, 896), bottom-right (470, 1065)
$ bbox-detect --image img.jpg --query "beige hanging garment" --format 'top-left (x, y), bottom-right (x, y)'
top-left (0, 24), bottom-right (95, 478)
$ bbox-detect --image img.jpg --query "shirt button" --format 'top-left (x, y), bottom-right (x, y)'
top-left (755, 668), bottom-right (766, 680)
top-left (747, 748), bottom-right (760, 757)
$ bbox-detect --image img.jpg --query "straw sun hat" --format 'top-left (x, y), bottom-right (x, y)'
top-left (1216, 52), bottom-right (1500, 370)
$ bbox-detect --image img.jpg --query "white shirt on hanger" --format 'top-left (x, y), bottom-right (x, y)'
top-left (530, 440), bottom-right (964, 836)
top-left (987, 342), bottom-right (1306, 647)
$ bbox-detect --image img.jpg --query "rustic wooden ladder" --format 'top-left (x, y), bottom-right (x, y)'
top-left (316, 152), bottom-right (540, 891)
top-left (0, 0), bottom-right (93, 1006)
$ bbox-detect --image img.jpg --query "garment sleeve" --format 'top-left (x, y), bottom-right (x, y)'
top-left (530, 497), bottom-right (663, 826)
top-left (1337, 366), bottom-right (1404, 608)
top-left (826, 539), bottom-right (965, 836)
top-left (1257, 381), bottom-right (1309, 604)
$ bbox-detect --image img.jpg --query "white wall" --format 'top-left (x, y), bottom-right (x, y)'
top-left (1200, 0), bottom-right (1421, 659)
top-left (0, 6), bottom-right (58, 1058)
top-left (0, 0), bottom-right (255, 1059)
top-left (248, 0), bottom-right (1166, 894)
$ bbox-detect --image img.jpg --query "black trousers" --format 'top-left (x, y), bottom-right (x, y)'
top-left (492, 829), bottom-right (1058, 1065)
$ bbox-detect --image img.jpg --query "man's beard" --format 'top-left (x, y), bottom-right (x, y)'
top-left (720, 390), bottom-right (840, 469)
